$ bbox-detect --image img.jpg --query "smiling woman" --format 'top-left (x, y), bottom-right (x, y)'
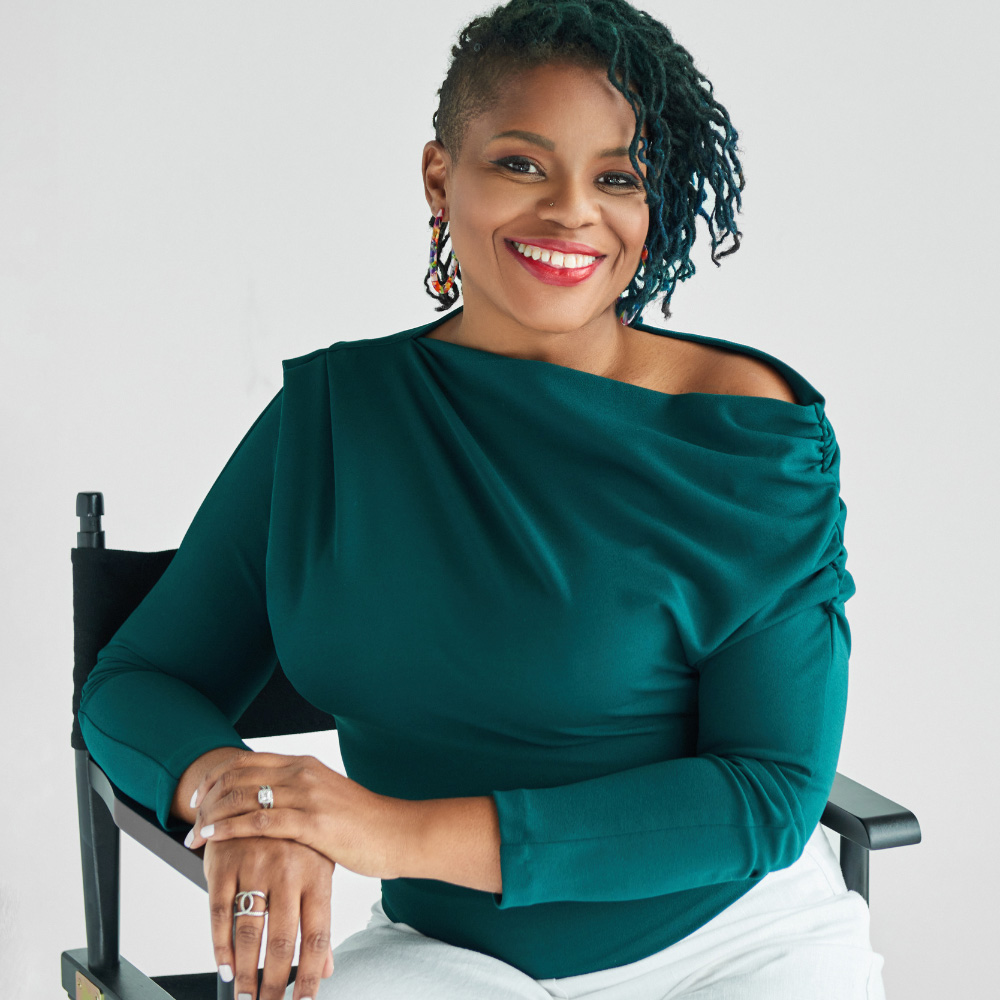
top-left (425, 0), bottom-right (746, 334)
top-left (416, 0), bottom-right (750, 392)
top-left (425, 60), bottom-right (652, 323)
top-left (75, 3), bottom-right (881, 1000)
top-left (417, 51), bottom-right (783, 400)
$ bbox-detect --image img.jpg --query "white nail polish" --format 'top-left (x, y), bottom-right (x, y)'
top-left (218, 963), bottom-right (232, 981)
top-left (238, 993), bottom-right (251, 1000)
top-left (190, 788), bottom-right (199, 808)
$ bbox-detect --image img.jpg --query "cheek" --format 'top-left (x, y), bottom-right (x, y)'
top-left (613, 199), bottom-right (650, 246)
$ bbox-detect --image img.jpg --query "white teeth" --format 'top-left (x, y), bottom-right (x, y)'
top-left (513, 241), bottom-right (597, 269)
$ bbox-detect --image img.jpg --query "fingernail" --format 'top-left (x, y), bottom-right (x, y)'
top-left (218, 964), bottom-right (233, 982)
top-left (183, 828), bottom-right (194, 848)
top-left (190, 788), bottom-right (199, 808)
top-left (200, 823), bottom-right (215, 838)
top-left (238, 993), bottom-right (251, 1000)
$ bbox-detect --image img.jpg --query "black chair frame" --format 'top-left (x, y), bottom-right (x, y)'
top-left (62, 492), bottom-right (921, 1000)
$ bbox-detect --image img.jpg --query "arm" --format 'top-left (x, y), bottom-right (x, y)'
top-left (403, 795), bottom-right (503, 895)
top-left (466, 407), bottom-right (856, 909)
top-left (483, 585), bottom-right (853, 909)
top-left (79, 389), bottom-right (284, 834)
top-left (393, 563), bottom-right (852, 904)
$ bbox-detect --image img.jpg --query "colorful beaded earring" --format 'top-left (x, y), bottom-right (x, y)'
top-left (427, 209), bottom-right (459, 297)
top-left (426, 208), bottom-right (648, 321)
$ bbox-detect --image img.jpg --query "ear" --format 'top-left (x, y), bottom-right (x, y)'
top-left (422, 140), bottom-right (452, 219)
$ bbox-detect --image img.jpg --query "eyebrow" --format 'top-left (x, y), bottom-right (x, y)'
top-left (488, 129), bottom-right (630, 158)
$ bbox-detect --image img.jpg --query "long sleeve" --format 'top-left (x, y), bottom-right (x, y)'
top-left (111, 317), bottom-right (858, 977)
top-left (490, 449), bottom-right (855, 910)
top-left (78, 388), bottom-right (284, 834)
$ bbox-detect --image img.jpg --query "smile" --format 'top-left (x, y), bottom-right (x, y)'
top-left (504, 240), bottom-right (605, 287)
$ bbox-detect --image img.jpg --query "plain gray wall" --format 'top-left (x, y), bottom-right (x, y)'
top-left (1, 1), bottom-right (995, 995)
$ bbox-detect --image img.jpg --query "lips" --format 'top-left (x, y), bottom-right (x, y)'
top-left (504, 239), bottom-right (604, 287)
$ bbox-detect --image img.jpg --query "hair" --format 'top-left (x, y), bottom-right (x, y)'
top-left (425, 0), bottom-right (746, 325)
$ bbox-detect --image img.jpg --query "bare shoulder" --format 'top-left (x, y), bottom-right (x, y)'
top-left (717, 352), bottom-right (800, 403)
top-left (629, 330), bottom-right (800, 403)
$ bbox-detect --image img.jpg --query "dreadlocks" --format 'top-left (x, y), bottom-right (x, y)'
top-left (427, 0), bottom-right (745, 324)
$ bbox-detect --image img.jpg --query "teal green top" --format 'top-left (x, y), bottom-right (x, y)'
top-left (79, 306), bottom-right (855, 979)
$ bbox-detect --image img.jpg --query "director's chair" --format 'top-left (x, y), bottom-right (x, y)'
top-left (62, 492), bottom-right (922, 1000)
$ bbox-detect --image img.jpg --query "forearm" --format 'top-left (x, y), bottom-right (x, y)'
top-left (169, 745), bottom-right (248, 825)
top-left (403, 795), bottom-right (503, 895)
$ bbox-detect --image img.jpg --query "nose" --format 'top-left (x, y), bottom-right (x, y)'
top-left (535, 173), bottom-right (603, 227)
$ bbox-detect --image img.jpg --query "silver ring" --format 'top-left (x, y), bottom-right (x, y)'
top-left (258, 784), bottom-right (273, 809)
top-left (233, 890), bottom-right (268, 917)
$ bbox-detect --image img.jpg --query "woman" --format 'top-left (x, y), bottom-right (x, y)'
top-left (78, 1), bottom-right (887, 998)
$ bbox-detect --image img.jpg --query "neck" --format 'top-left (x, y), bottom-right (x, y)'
top-left (432, 303), bottom-right (632, 379)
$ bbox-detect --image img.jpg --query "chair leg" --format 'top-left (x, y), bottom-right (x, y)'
top-left (839, 837), bottom-right (870, 906)
top-left (75, 748), bottom-right (121, 975)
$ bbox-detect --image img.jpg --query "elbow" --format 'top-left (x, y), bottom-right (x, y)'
top-left (765, 814), bottom-right (811, 876)
top-left (731, 758), bottom-right (825, 878)
top-left (768, 777), bottom-right (832, 876)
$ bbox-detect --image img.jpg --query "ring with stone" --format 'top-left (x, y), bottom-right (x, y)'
top-left (258, 784), bottom-right (273, 809)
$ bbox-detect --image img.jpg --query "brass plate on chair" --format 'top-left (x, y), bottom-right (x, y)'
top-left (75, 970), bottom-right (103, 1000)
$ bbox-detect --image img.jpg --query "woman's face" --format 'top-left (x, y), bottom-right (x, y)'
top-left (423, 61), bottom-right (650, 343)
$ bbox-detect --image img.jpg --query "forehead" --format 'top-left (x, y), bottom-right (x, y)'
top-left (473, 62), bottom-right (647, 141)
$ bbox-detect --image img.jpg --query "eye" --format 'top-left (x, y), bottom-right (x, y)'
top-left (492, 156), bottom-right (642, 190)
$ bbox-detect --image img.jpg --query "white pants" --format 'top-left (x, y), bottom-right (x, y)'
top-left (293, 823), bottom-right (887, 999)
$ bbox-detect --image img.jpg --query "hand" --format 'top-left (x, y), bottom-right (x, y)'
top-left (204, 834), bottom-right (335, 1000)
top-left (185, 750), bottom-right (406, 880)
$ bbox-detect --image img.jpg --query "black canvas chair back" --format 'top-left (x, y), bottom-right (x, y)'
top-left (70, 514), bottom-right (336, 755)
top-left (62, 491), bottom-right (920, 1000)
top-left (65, 492), bottom-right (336, 1000)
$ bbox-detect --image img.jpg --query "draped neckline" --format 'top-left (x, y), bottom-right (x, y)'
top-left (408, 306), bottom-right (825, 412)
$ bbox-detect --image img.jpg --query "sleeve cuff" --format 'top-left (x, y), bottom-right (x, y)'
top-left (490, 788), bottom-right (533, 909)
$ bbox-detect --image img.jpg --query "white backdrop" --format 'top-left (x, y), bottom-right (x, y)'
top-left (1, 1), bottom-right (995, 996)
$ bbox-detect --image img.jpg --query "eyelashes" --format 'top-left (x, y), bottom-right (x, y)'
top-left (493, 156), bottom-right (642, 190)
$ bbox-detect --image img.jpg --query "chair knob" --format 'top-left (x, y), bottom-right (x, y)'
top-left (76, 492), bottom-right (105, 548)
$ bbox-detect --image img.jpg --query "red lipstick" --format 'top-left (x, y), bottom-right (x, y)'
top-left (504, 239), bottom-right (604, 287)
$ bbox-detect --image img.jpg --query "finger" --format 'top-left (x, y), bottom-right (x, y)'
top-left (260, 886), bottom-right (299, 1000)
top-left (204, 844), bottom-right (240, 989)
top-left (291, 868), bottom-right (335, 1000)
top-left (188, 770), bottom-right (300, 849)
top-left (232, 884), bottom-right (268, 1000)
top-left (189, 766), bottom-right (298, 848)
top-left (192, 751), bottom-right (294, 810)
top-left (192, 747), bottom-right (258, 810)
top-left (197, 807), bottom-right (307, 850)
top-left (194, 757), bottom-right (276, 827)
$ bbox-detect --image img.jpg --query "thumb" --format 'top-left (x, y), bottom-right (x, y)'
top-left (323, 945), bottom-right (334, 978)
